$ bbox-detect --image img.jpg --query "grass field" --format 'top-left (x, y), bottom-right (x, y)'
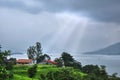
top-left (12, 64), bottom-right (85, 80)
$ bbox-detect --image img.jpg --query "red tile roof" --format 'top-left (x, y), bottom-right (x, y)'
top-left (45, 60), bottom-right (57, 64)
top-left (17, 59), bottom-right (32, 64)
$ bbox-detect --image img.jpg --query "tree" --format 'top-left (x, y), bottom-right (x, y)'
top-left (0, 50), bottom-right (10, 66)
top-left (35, 42), bottom-right (42, 57)
top-left (54, 58), bottom-right (63, 67)
top-left (37, 54), bottom-right (51, 63)
top-left (61, 52), bottom-right (74, 67)
top-left (5, 58), bottom-right (16, 70)
top-left (27, 42), bottom-right (51, 64)
top-left (27, 42), bottom-right (43, 64)
top-left (0, 45), bottom-right (13, 80)
top-left (9, 58), bottom-right (16, 65)
top-left (82, 64), bottom-right (109, 80)
top-left (61, 52), bottom-right (82, 70)
top-left (0, 45), bottom-right (1, 52)
top-left (28, 64), bottom-right (37, 80)
top-left (61, 52), bottom-right (74, 63)
top-left (100, 65), bottom-right (108, 79)
top-left (82, 65), bottom-right (100, 74)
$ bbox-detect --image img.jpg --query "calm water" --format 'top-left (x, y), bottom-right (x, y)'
top-left (11, 54), bottom-right (120, 76)
top-left (74, 55), bottom-right (120, 76)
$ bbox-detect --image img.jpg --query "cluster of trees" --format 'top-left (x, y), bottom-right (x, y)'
top-left (54, 52), bottom-right (82, 70)
top-left (27, 42), bottom-right (50, 64)
top-left (40, 68), bottom-right (83, 80)
top-left (82, 65), bottom-right (120, 80)
top-left (82, 65), bottom-right (108, 80)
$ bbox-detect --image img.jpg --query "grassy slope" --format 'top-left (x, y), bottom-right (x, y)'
top-left (12, 64), bottom-right (85, 80)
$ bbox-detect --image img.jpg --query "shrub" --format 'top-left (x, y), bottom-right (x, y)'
top-left (28, 64), bottom-right (37, 79)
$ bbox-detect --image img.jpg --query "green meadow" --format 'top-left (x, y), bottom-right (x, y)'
top-left (12, 64), bottom-right (85, 80)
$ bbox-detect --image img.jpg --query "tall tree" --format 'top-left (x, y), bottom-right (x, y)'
top-left (27, 42), bottom-right (43, 64)
top-left (0, 45), bottom-right (1, 52)
top-left (58, 52), bottom-right (82, 69)
top-left (27, 46), bottom-right (36, 63)
top-left (27, 42), bottom-right (51, 64)
top-left (35, 42), bottom-right (43, 62)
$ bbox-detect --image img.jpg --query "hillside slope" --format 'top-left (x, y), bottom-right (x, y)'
top-left (84, 42), bottom-right (120, 55)
top-left (13, 65), bottom-right (85, 80)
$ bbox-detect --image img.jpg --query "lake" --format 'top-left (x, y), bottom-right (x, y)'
top-left (10, 54), bottom-right (120, 76)
top-left (74, 55), bottom-right (120, 76)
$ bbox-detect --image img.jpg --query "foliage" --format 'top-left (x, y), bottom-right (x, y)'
top-left (27, 42), bottom-right (43, 63)
top-left (82, 64), bottom-right (109, 80)
top-left (54, 58), bottom-right (63, 67)
top-left (108, 73), bottom-right (120, 80)
top-left (37, 54), bottom-right (51, 64)
top-left (12, 64), bottom-right (85, 80)
top-left (5, 61), bottom-right (14, 70)
top-left (39, 74), bottom-right (46, 80)
top-left (61, 52), bottom-right (74, 63)
top-left (0, 46), bottom-right (13, 80)
top-left (28, 64), bottom-right (37, 79)
top-left (12, 63), bottom-right (120, 80)
top-left (55, 52), bottom-right (82, 70)
top-left (0, 67), bottom-right (13, 80)
top-left (9, 58), bottom-right (16, 65)
top-left (0, 50), bottom-right (10, 66)
top-left (39, 67), bottom-right (84, 80)
top-left (27, 42), bottom-right (51, 64)
top-left (62, 52), bottom-right (82, 70)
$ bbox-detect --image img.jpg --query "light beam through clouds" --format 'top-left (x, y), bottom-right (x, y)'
top-left (45, 12), bottom-right (90, 53)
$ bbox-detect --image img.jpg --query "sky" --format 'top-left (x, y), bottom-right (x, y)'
top-left (0, 0), bottom-right (120, 54)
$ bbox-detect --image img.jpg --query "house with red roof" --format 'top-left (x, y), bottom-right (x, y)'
top-left (45, 60), bottom-right (57, 65)
top-left (16, 59), bottom-right (57, 65)
top-left (16, 59), bottom-right (32, 64)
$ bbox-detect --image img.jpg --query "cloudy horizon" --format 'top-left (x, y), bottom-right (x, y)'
top-left (1, 0), bottom-right (120, 54)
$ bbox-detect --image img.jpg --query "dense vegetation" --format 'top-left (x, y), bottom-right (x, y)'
top-left (12, 64), bottom-right (120, 80)
top-left (0, 46), bottom-right (14, 80)
top-left (0, 43), bottom-right (120, 80)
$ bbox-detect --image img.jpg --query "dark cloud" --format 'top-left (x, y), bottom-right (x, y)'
top-left (41, 0), bottom-right (120, 23)
top-left (0, 0), bottom-right (42, 13)
top-left (0, 0), bottom-right (120, 22)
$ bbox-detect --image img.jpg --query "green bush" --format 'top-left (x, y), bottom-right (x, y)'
top-left (28, 64), bottom-right (37, 79)
top-left (39, 68), bottom-right (83, 80)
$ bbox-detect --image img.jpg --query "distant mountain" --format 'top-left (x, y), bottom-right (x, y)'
top-left (84, 42), bottom-right (120, 55)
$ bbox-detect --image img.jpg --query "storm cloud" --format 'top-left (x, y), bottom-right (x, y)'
top-left (0, 0), bottom-right (120, 22)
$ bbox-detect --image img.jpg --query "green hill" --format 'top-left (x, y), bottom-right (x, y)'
top-left (12, 64), bottom-right (85, 80)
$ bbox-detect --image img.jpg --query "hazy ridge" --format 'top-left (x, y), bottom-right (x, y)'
top-left (84, 42), bottom-right (120, 55)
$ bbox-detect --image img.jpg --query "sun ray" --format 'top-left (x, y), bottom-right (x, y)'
top-left (46, 12), bottom-right (89, 53)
